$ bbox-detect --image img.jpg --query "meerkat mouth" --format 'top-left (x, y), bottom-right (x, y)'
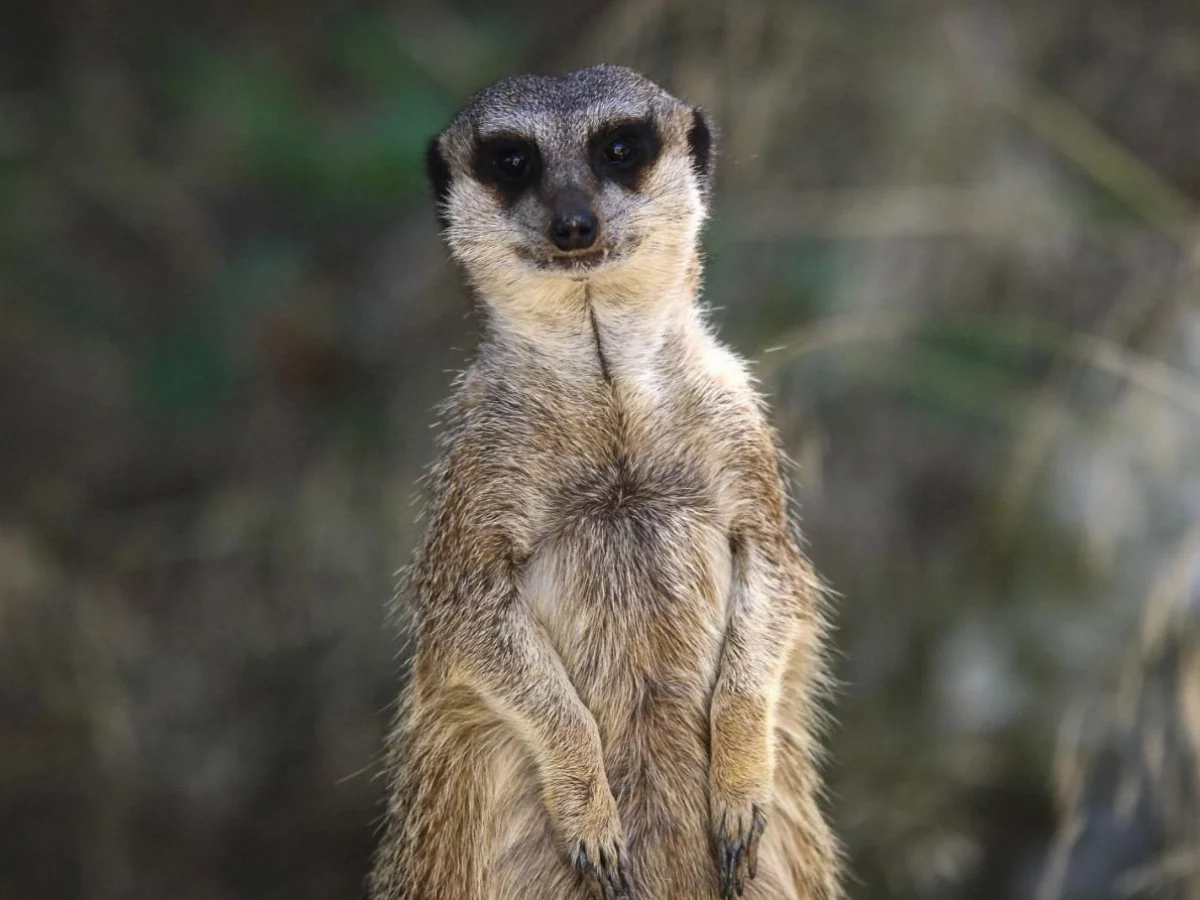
top-left (542, 248), bottom-right (612, 273)
top-left (514, 245), bottom-right (622, 278)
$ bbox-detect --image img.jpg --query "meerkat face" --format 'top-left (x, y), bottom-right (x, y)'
top-left (427, 65), bottom-right (715, 291)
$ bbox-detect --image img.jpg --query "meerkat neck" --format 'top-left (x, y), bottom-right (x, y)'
top-left (585, 284), bottom-right (695, 382)
top-left (480, 251), bottom-right (701, 381)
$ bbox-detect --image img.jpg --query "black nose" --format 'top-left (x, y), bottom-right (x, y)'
top-left (549, 210), bottom-right (598, 251)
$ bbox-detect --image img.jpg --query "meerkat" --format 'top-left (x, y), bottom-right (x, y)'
top-left (369, 65), bottom-right (842, 900)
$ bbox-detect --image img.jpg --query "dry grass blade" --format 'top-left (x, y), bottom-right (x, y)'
top-left (1139, 524), bottom-right (1200, 657)
top-left (1066, 336), bottom-right (1200, 420)
top-left (1035, 706), bottom-right (1090, 900)
top-left (996, 83), bottom-right (1200, 264)
top-left (1115, 848), bottom-right (1200, 899)
top-left (724, 186), bottom-right (1078, 241)
top-left (943, 10), bottom-right (1199, 261)
top-left (756, 313), bottom-right (1200, 422)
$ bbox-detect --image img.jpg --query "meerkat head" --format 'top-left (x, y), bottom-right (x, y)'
top-left (427, 65), bottom-right (715, 300)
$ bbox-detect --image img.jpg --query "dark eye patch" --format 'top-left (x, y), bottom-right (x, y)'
top-left (472, 135), bottom-right (541, 203)
top-left (687, 107), bottom-right (714, 189)
top-left (590, 119), bottom-right (660, 190)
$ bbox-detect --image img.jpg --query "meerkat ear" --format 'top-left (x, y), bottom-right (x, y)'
top-left (426, 136), bottom-right (452, 227)
top-left (687, 107), bottom-right (716, 193)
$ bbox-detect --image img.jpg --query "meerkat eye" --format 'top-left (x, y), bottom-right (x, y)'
top-left (591, 120), bottom-right (659, 187)
top-left (474, 137), bottom-right (540, 197)
top-left (603, 135), bottom-right (639, 167)
top-left (493, 146), bottom-right (531, 181)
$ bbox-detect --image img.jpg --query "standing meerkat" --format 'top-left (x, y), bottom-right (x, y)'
top-left (370, 65), bottom-right (842, 900)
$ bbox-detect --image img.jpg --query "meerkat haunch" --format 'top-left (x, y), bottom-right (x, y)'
top-left (369, 65), bottom-right (841, 900)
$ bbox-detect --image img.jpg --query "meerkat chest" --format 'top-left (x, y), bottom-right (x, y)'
top-left (521, 369), bottom-right (734, 662)
top-left (557, 369), bottom-right (726, 522)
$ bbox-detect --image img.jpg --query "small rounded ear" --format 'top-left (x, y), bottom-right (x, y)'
top-left (426, 135), bottom-right (452, 227)
top-left (687, 107), bottom-right (716, 193)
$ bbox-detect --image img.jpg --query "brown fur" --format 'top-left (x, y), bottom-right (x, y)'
top-left (370, 65), bottom-right (842, 900)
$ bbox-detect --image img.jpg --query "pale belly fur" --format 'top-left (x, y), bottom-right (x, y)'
top-left (495, 475), bottom-right (736, 898)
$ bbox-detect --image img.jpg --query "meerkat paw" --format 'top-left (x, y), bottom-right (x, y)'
top-left (555, 782), bottom-right (632, 899)
top-left (569, 831), bottom-right (631, 900)
top-left (710, 792), bottom-right (768, 899)
top-left (708, 692), bottom-right (773, 897)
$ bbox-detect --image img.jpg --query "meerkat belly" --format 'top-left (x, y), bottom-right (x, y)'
top-left (526, 465), bottom-right (730, 691)
top-left (522, 461), bottom-right (731, 852)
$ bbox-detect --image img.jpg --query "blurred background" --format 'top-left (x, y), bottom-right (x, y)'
top-left (3, 1), bottom-right (1200, 898)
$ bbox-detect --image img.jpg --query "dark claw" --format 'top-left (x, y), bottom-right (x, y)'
top-left (572, 838), bottom-right (632, 900)
top-left (726, 843), bottom-right (744, 898)
top-left (716, 804), bottom-right (766, 900)
top-left (748, 807), bottom-right (766, 879)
